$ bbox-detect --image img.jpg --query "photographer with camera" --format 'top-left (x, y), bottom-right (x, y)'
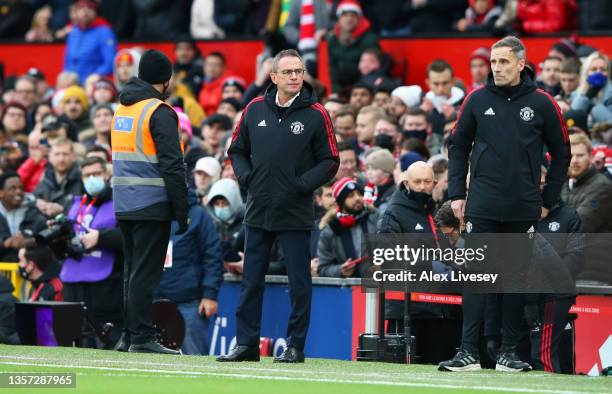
top-left (0, 171), bottom-right (47, 262)
top-left (18, 241), bottom-right (63, 302)
top-left (57, 156), bottom-right (124, 348)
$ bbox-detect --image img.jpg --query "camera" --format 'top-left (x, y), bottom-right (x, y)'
top-left (34, 214), bottom-right (87, 260)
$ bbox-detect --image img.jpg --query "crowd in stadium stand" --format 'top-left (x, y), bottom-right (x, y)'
top-left (0, 0), bottom-right (611, 357)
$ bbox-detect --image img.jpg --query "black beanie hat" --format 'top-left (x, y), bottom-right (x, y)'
top-left (138, 49), bottom-right (173, 85)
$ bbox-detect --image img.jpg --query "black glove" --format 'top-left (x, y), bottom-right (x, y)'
top-left (524, 303), bottom-right (541, 330)
top-left (175, 217), bottom-right (190, 235)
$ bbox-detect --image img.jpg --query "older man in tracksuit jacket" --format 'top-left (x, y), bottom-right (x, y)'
top-left (442, 37), bottom-right (570, 372)
top-left (219, 50), bottom-right (339, 363)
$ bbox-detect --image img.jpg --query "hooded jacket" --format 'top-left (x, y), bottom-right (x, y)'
top-left (228, 81), bottom-right (339, 231)
top-left (448, 68), bottom-right (571, 222)
top-left (115, 77), bottom-right (189, 225)
top-left (155, 189), bottom-right (224, 303)
top-left (206, 179), bottom-right (244, 262)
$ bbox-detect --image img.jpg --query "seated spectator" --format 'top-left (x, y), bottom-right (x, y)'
top-left (27, 68), bottom-right (53, 102)
top-left (31, 101), bottom-right (53, 135)
top-left (61, 85), bottom-right (94, 138)
top-left (571, 52), bottom-right (612, 124)
top-left (333, 106), bottom-right (357, 140)
top-left (14, 76), bottom-right (39, 115)
top-left (172, 36), bottom-right (204, 99)
top-left (349, 83), bottom-right (374, 111)
top-left (61, 156), bottom-right (124, 349)
top-left (113, 48), bottom-right (141, 92)
top-left (364, 148), bottom-right (397, 212)
top-left (434, 200), bottom-right (462, 247)
top-left (469, 48), bottom-right (490, 92)
top-left (55, 71), bottom-right (80, 91)
top-left (422, 60), bottom-right (464, 137)
top-left (63, 0), bottom-right (117, 83)
top-left (25, 5), bottom-right (53, 43)
top-left (455, 0), bottom-right (502, 33)
top-left (431, 157), bottom-right (449, 208)
top-left (557, 57), bottom-right (582, 102)
top-left (537, 57), bottom-right (562, 97)
top-left (373, 85), bottom-right (393, 109)
top-left (1, 102), bottom-right (28, 144)
top-left (402, 108), bottom-right (443, 156)
top-left (0, 172), bottom-right (46, 262)
top-left (328, 0), bottom-right (378, 92)
top-left (323, 97), bottom-right (346, 121)
top-left (549, 37), bottom-right (578, 61)
top-left (18, 241), bottom-right (63, 302)
top-left (400, 138), bottom-right (431, 161)
top-left (198, 52), bottom-right (231, 116)
top-left (194, 157), bottom-right (222, 203)
top-left (34, 138), bottom-right (83, 217)
top-left (389, 85), bottom-right (422, 119)
top-left (85, 145), bottom-right (111, 164)
top-left (85, 104), bottom-right (113, 151)
top-left (317, 178), bottom-right (378, 278)
top-left (516, 0), bottom-right (577, 34)
top-left (206, 178), bottom-right (245, 267)
top-left (358, 47), bottom-right (387, 88)
top-left (374, 115), bottom-right (401, 151)
top-left (17, 132), bottom-right (49, 193)
top-left (355, 105), bottom-right (385, 160)
top-left (155, 184), bottom-right (224, 355)
top-left (190, 0), bottom-right (225, 39)
top-left (409, 0), bottom-right (465, 34)
top-left (336, 141), bottom-right (361, 182)
top-left (217, 98), bottom-right (242, 121)
top-left (561, 134), bottom-right (612, 234)
top-left (201, 114), bottom-right (233, 158)
top-left (221, 77), bottom-right (246, 102)
top-left (91, 79), bottom-right (117, 105)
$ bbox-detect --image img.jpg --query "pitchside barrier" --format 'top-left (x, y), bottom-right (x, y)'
top-left (211, 274), bottom-right (612, 376)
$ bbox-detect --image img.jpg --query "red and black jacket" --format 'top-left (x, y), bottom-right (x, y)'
top-left (228, 82), bottom-right (339, 231)
top-left (29, 262), bottom-right (63, 302)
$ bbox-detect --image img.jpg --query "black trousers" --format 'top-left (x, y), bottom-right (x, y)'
top-left (118, 220), bottom-right (171, 345)
top-left (530, 297), bottom-right (574, 373)
top-left (461, 217), bottom-right (536, 354)
top-left (236, 226), bottom-right (312, 351)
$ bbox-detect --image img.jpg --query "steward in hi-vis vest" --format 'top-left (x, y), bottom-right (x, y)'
top-left (110, 49), bottom-right (188, 355)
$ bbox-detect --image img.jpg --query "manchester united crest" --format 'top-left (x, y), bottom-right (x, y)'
top-left (290, 121), bottom-right (305, 135)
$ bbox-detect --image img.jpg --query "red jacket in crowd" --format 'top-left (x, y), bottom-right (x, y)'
top-left (518, 0), bottom-right (577, 33)
top-left (198, 72), bottom-right (231, 116)
top-left (17, 158), bottom-right (47, 193)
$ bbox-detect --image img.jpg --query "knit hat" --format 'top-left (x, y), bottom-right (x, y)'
top-left (391, 85), bottom-right (422, 108)
top-left (564, 109), bottom-right (588, 132)
top-left (138, 49), bottom-right (173, 85)
top-left (332, 177), bottom-right (361, 208)
top-left (365, 148), bottom-right (395, 174)
top-left (470, 47), bottom-right (491, 65)
top-left (115, 51), bottom-right (135, 66)
top-left (62, 85), bottom-right (89, 111)
top-left (336, 0), bottom-right (362, 17)
top-left (552, 38), bottom-right (577, 59)
top-left (92, 78), bottom-right (117, 100)
top-left (400, 151), bottom-right (424, 172)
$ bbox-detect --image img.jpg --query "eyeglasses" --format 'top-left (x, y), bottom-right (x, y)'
top-left (277, 69), bottom-right (305, 77)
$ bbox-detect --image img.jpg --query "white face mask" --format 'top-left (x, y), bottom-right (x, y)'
top-left (84, 176), bottom-right (105, 196)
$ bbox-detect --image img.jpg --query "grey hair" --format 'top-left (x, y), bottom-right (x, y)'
top-left (492, 36), bottom-right (526, 60)
top-left (272, 49), bottom-right (303, 72)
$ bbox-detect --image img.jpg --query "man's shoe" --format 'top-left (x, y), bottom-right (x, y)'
top-left (274, 347), bottom-right (305, 363)
top-left (216, 346), bottom-right (260, 362)
top-left (496, 351), bottom-right (532, 372)
top-left (128, 340), bottom-right (180, 355)
top-left (438, 348), bottom-right (481, 371)
top-left (113, 331), bottom-right (130, 352)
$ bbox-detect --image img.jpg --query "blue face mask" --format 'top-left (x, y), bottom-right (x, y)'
top-left (214, 206), bottom-right (233, 222)
top-left (84, 176), bottom-right (106, 196)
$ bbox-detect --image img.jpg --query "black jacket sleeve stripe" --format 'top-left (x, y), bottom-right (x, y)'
top-left (231, 96), bottom-right (264, 143)
top-left (536, 89), bottom-right (569, 142)
top-left (312, 103), bottom-right (339, 157)
top-left (451, 86), bottom-right (484, 135)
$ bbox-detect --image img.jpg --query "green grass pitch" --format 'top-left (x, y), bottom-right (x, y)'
top-left (0, 345), bottom-right (610, 394)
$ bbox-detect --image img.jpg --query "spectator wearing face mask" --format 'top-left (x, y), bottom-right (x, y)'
top-left (18, 241), bottom-right (63, 302)
top-left (571, 52), bottom-right (612, 124)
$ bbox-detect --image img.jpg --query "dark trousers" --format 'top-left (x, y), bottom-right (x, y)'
top-left (461, 217), bottom-right (536, 354)
top-left (530, 297), bottom-right (574, 373)
top-left (236, 226), bottom-right (312, 351)
top-left (118, 220), bottom-right (171, 345)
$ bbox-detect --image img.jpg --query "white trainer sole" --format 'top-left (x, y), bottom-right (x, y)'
top-left (438, 363), bottom-right (482, 372)
top-left (495, 363), bottom-right (532, 372)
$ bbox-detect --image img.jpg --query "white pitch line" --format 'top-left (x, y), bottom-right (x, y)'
top-left (0, 355), bottom-right (590, 382)
top-left (0, 360), bottom-right (599, 394)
